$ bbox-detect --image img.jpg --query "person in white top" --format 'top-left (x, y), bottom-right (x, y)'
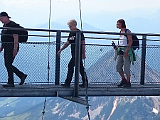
top-left (119, 35), bottom-right (128, 46)
top-left (115, 19), bottom-right (133, 88)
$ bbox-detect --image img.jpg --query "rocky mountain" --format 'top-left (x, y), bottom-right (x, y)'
top-left (0, 96), bottom-right (158, 120)
top-left (0, 96), bottom-right (160, 120)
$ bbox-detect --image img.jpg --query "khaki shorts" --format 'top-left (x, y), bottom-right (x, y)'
top-left (116, 55), bottom-right (131, 74)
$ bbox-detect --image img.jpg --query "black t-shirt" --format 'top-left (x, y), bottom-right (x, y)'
top-left (67, 29), bottom-right (85, 55)
top-left (1, 21), bottom-right (19, 48)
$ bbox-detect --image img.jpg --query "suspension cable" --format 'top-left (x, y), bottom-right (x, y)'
top-left (79, 0), bottom-right (83, 30)
top-left (42, 1), bottom-right (52, 120)
top-left (42, 97), bottom-right (47, 120)
top-left (47, 0), bottom-right (52, 82)
top-left (78, 0), bottom-right (90, 120)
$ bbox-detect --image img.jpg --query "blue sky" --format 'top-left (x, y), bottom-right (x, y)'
top-left (0, 0), bottom-right (160, 29)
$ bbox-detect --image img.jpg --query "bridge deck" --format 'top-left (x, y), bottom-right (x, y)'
top-left (0, 84), bottom-right (160, 97)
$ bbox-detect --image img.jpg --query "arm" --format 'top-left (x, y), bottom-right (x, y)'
top-left (81, 40), bottom-right (86, 59)
top-left (57, 41), bottom-right (70, 56)
top-left (13, 34), bottom-right (19, 57)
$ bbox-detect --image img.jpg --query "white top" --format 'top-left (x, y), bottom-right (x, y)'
top-left (119, 35), bottom-right (128, 46)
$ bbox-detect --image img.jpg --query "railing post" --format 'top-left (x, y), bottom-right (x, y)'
top-left (74, 32), bottom-right (81, 97)
top-left (55, 30), bottom-right (61, 85)
top-left (140, 35), bottom-right (147, 85)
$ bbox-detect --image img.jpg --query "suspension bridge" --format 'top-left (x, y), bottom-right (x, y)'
top-left (1, 0), bottom-right (160, 120)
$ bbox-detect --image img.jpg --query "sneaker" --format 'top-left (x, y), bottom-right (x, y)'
top-left (61, 83), bottom-right (70, 88)
top-left (19, 74), bottom-right (27, 85)
top-left (117, 80), bottom-right (127, 87)
top-left (2, 84), bottom-right (15, 87)
top-left (123, 82), bottom-right (131, 88)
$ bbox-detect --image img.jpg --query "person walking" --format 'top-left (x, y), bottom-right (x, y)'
top-left (115, 19), bottom-right (133, 88)
top-left (0, 12), bottom-right (27, 87)
top-left (57, 19), bottom-right (88, 88)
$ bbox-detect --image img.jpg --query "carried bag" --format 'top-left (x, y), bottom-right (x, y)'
top-left (125, 29), bottom-right (139, 50)
top-left (124, 29), bottom-right (139, 50)
top-left (10, 21), bottom-right (28, 43)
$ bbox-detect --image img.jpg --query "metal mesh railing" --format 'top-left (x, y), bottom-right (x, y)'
top-left (145, 45), bottom-right (160, 83)
top-left (0, 42), bottom-right (159, 85)
top-left (0, 42), bottom-right (142, 84)
top-left (0, 27), bottom-right (160, 86)
top-left (0, 42), bottom-right (56, 84)
top-left (59, 43), bottom-right (143, 85)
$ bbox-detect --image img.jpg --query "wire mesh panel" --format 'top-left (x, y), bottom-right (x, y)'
top-left (0, 28), bottom-right (160, 87)
top-left (130, 48), bottom-right (141, 83)
top-left (86, 45), bottom-right (142, 85)
top-left (59, 43), bottom-right (142, 86)
top-left (59, 43), bottom-right (72, 84)
top-left (86, 45), bottom-right (117, 84)
top-left (0, 42), bottom-right (56, 84)
top-left (145, 45), bottom-right (160, 83)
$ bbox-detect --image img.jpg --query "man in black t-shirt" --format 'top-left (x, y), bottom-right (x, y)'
top-left (57, 19), bottom-right (88, 88)
top-left (0, 12), bottom-right (27, 87)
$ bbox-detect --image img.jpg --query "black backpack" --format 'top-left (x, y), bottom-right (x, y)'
top-left (18, 26), bottom-right (28, 43)
top-left (123, 29), bottom-right (139, 50)
top-left (10, 21), bottom-right (28, 43)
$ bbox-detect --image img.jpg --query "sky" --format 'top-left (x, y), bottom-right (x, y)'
top-left (0, 0), bottom-right (160, 29)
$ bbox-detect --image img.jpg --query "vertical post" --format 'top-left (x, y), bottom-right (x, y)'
top-left (55, 31), bottom-right (61, 85)
top-left (74, 32), bottom-right (81, 97)
top-left (140, 35), bottom-right (147, 85)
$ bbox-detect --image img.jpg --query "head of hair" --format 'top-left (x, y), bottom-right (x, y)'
top-left (67, 19), bottom-right (77, 26)
top-left (117, 19), bottom-right (126, 28)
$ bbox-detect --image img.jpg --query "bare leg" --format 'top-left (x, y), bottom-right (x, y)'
top-left (119, 71), bottom-right (126, 79)
top-left (126, 73), bottom-right (130, 83)
top-left (117, 71), bottom-right (127, 87)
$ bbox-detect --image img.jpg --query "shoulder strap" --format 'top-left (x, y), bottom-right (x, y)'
top-left (8, 21), bottom-right (20, 27)
top-left (120, 29), bottom-right (129, 33)
top-left (125, 29), bottom-right (129, 33)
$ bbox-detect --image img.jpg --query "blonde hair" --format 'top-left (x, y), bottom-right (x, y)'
top-left (67, 19), bottom-right (77, 26)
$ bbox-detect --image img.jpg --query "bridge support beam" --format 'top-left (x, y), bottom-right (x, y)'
top-left (74, 32), bottom-right (81, 97)
top-left (140, 35), bottom-right (147, 85)
top-left (55, 30), bottom-right (61, 85)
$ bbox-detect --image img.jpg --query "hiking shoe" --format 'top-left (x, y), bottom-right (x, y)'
top-left (19, 74), bottom-right (27, 85)
top-left (2, 84), bottom-right (15, 87)
top-left (123, 82), bottom-right (131, 88)
top-left (61, 83), bottom-right (70, 88)
top-left (117, 80), bottom-right (127, 87)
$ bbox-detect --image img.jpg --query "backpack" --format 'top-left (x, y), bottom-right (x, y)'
top-left (18, 26), bottom-right (28, 43)
top-left (10, 21), bottom-right (28, 43)
top-left (123, 29), bottom-right (139, 50)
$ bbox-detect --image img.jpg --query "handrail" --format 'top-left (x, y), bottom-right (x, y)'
top-left (0, 27), bottom-right (160, 36)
